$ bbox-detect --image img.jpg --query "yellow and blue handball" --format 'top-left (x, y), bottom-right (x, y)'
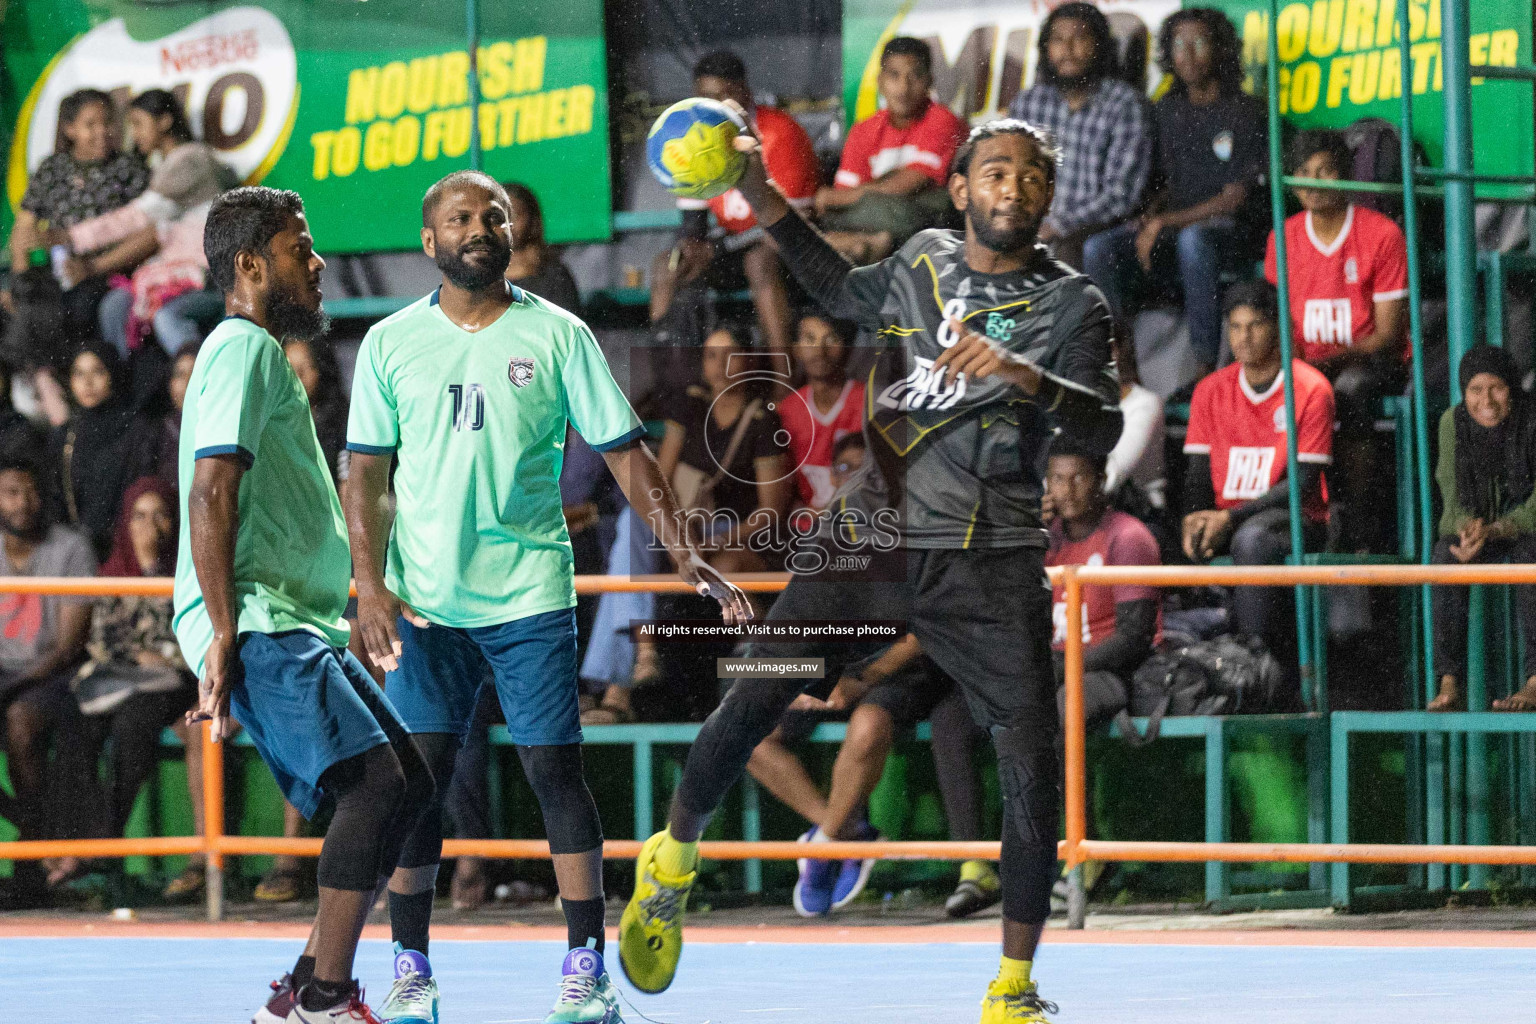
top-left (647, 97), bottom-right (748, 200)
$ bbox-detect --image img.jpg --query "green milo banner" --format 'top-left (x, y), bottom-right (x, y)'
top-left (2, 0), bottom-right (612, 252)
top-left (843, 0), bottom-right (1532, 177)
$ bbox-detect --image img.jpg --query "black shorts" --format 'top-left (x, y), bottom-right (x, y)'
top-left (733, 547), bottom-right (1056, 737)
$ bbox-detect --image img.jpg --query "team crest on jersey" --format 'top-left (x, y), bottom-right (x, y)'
top-left (1274, 406), bottom-right (1289, 432)
top-left (1213, 131), bottom-right (1234, 162)
top-left (1344, 257), bottom-right (1359, 284)
top-left (508, 357), bottom-right (535, 388)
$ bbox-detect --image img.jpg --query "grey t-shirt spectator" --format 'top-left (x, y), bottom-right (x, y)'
top-left (0, 525), bottom-right (97, 680)
top-left (1153, 91), bottom-right (1267, 234)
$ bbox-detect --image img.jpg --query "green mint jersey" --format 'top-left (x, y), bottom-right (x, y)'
top-left (172, 316), bottom-right (353, 675)
top-left (347, 286), bottom-right (642, 627)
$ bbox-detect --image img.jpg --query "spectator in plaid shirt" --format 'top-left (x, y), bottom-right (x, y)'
top-left (1083, 8), bottom-right (1267, 374)
top-left (1008, 2), bottom-right (1151, 271)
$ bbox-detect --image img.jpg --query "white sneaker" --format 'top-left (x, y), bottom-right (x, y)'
top-left (285, 982), bottom-right (382, 1023)
top-left (378, 946), bottom-right (439, 1024)
top-left (544, 947), bottom-right (622, 1023)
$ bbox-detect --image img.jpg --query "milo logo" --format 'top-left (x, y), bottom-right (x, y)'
top-left (8, 5), bottom-right (297, 209)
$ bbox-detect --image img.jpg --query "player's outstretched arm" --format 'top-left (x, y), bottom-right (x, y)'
top-left (601, 439), bottom-right (754, 626)
top-left (343, 451), bottom-right (427, 673)
top-left (186, 454), bottom-right (245, 741)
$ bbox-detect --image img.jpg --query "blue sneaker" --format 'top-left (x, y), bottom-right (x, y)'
top-left (545, 946), bottom-right (622, 1023)
top-left (792, 827), bottom-right (837, 917)
top-left (378, 944), bottom-right (439, 1024)
top-left (831, 820), bottom-right (881, 910)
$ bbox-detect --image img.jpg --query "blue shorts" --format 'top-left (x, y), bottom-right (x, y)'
top-left (232, 630), bottom-right (407, 819)
top-left (387, 607), bottom-right (582, 746)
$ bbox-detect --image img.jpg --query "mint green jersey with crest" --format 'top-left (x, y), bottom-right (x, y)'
top-left (347, 285), bottom-right (643, 628)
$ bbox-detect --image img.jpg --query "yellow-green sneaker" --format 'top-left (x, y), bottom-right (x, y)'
top-left (979, 979), bottom-right (1058, 1023)
top-left (618, 830), bottom-right (696, 994)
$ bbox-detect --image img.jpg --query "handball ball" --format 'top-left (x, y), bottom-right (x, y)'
top-left (647, 98), bottom-right (748, 200)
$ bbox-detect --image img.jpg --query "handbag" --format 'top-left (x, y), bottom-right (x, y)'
top-left (671, 398), bottom-right (762, 514)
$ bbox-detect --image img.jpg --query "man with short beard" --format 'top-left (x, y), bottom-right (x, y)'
top-left (0, 458), bottom-right (94, 905)
top-left (177, 186), bottom-right (433, 1024)
top-left (1009, 2), bottom-right (1151, 271)
top-left (343, 170), bottom-right (750, 1024)
top-left (618, 119), bottom-right (1122, 1024)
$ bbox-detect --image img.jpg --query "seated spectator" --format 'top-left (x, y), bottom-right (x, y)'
top-left (73, 89), bottom-right (229, 359)
top-left (53, 478), bottom-right (193, 874)
top-left (649, 51), bottom-right (820, 358)
top-left (1265, 129), bottom-right (1408, 552)
top-left (502, 181), bottom-right (580, 310)
top-left (0, 459), bottom-right (95, 904)
top-left (780, 310), bottom-right (865, 510)
top-left (0, 359), bottom-right (44, 467)
top-left (1427, 346), bottom-right (1536, 712)
top-left (283, 338), bottom-right (348, 484)
top-left (578, 504), bottom-right (664, 725)
top-left (1084, 7), bottom-right (1264, 373)
top-left (1009, 3), bottom-right (1152, 270)
top-left (5, 88), bottom-right (149, 365)
top-left (816, 36), bottom-right (966, 264)
top-left (153, 342), bottom-right (199, 488)
top-left (44, 343), bottom-right (157, 559)
top-left (1182, 281), bottom-right (1333, 674)
top-left (747, 633), bottom-right (946, 916)
top-left (1104, 331), bottom-right (1168, 516)
top-left (656, 323), bottom-right (794, 575)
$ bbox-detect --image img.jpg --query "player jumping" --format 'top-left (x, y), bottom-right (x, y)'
top-left (342, 170), bottom-right (752, 1024)
top-left (617, 119), bottom-right (1122, 1023)
top-left (176, 186), bottom-right (434, 1024)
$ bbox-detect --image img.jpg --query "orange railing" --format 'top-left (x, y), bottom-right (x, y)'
top-left (4, 564), bottom-right (1536, 923)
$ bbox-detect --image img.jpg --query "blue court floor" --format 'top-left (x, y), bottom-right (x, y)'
top-left (8, 935), bottom-right (1533, 1023)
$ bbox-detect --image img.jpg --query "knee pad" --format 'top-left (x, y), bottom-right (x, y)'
top-left (990, 723), bottom-right (1060, 849)
top-left (393, 733), bottom-right (460, 871)
top-left (516, 744), bottom-right (603, 855)
top-left (318, 745), bottom-right (407, 890)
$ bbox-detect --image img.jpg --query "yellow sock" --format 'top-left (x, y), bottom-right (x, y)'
top-left (996, 956), bottom-right (1032, 988)
top-left (652, 827), bottom-right (699, 877)
top-left (961, 860), bottom-right (1000, 889)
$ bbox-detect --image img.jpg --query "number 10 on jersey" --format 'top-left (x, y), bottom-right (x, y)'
top-left (449, 384), bottom-right (485, 431)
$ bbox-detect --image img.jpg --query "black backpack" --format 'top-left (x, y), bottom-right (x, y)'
top-left (1118, 635), bottom-right (1283, 745)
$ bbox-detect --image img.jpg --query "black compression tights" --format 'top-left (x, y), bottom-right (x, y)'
top-left (316, 740), bottom-right (434, 891)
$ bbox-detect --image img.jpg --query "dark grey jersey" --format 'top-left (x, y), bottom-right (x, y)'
top-left (769, 223), bottom-right (1121, 549)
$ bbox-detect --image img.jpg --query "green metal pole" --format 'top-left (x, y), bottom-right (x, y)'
top-left (1396, 0), bottom-right (1441, 890)
top-left (1263, 0), bottom-right (1314, 701)
top-left (466, 0), bottom-right (483, 170)
top-left (1440, 0), bottom-right (1489, 888)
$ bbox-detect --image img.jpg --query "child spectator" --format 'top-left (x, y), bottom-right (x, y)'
top-left (6, 89), bottom-right (149, 355)
top-left (1183, 281), bottom-right (1333, 675)
top-left (283, 338), bottom-right (349, 485)
top-left (76, 89), bottom-right (230, 358)
top-left (817, 36), bottom-right (966, 264)
top-left (1084, 7), bottom-right (1265, 373)
top-left (0, 459), bottom-right (95, 903)
top-left (502, 181), bottom-right (580, 311)
top-left (649, 51), bottom-right (820, 357)
top-left (1427, 346), bottom-right (1536, 712)
top-left (1009, 2), bottom-right (1152, 270)
top-left (1265, 129), bottom-right (1408, 551)
top-left (54, 478), bottom-right (193, 868)
top-left (780, 311), bottom-right (865, 509)
top-left (44, 343), bottom-right (157, 560)
top-left (154, 342), bottom-right (199, 488)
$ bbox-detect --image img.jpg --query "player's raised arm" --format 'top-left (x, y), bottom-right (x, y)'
top-left (725, 104), bottom-right (894, 326)
top-left (601, 439), bottom-right (754, 626)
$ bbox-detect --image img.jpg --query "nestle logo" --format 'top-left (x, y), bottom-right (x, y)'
top-left (160, 29), bottom-right (259, 75)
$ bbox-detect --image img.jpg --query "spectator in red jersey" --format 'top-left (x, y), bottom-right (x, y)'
top-left (1183, 281), bottom-right (1333, 674)
top-left (1265, 129), bottom-right (1408, 551)
top-left (781, 311), bottom-right (865, 510)
top-left (816, 36), bottom-right (967, 265)
top-left (649, 50), bottom-right (820, 359)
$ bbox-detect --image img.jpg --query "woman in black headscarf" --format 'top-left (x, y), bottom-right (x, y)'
top-left (1428, 345), bottom-right (1536, 711)
top-left (44, 342), bottom-right (158, 559)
